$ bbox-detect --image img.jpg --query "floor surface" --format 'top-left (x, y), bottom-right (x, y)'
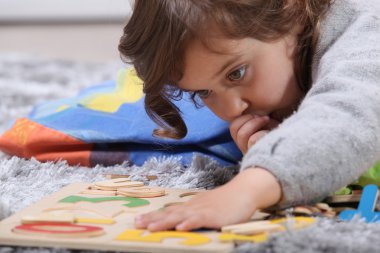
top-left (0, 24), bottom-right (125, 63)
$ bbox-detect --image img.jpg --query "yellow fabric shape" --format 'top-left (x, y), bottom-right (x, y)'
top-left (80, 68), bottom-right (144, 113)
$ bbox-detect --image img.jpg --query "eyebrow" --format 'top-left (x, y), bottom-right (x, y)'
top-left (212, 54), bottom-right (243, 79)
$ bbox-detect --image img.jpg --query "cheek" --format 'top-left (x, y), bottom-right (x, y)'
top-left (202, 99), bottom-right (219, 114)
top-left (201, 99), bottom-right (229, 121)
top-left (256, 57), bottom-right (295, 92)
top-left (244, 72), bottom-right (296, 111)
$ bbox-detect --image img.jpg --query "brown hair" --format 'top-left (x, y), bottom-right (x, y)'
top-left (119, 0), bottom-right (332, 139)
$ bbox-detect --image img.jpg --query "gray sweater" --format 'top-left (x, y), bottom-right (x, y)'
top-left (241, 0), bottom-right (380, 208)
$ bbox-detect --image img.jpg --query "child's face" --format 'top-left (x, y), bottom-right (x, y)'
top-left (177, 32), bottom-right (304, 123)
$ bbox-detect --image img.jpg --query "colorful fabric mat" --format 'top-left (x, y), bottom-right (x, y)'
top-left (0, 69), bottom-right (243, 167)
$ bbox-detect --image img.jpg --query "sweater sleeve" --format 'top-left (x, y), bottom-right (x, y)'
top-left (240, 1), bottom-right (380, 208)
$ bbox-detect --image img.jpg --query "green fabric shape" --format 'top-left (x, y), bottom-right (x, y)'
top-left (59, 195), bottom-right (149, 208)
top-left (357, 161), bottom-right (380, 187)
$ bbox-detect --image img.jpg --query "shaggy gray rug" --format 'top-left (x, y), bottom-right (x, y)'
top-left (1, 53), bottom-right (380, 253)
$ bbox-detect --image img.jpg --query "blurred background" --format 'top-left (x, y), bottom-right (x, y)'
top-left (0, 0), bottom-right (132, 63)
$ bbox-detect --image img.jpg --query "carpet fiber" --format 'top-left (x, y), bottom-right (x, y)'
top-left (0, 53), bottom-right (379, 253)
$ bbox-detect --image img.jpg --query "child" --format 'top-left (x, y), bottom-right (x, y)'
top-left (118, 0), bottom-right (380, 232)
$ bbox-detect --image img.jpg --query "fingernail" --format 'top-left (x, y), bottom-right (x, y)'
top-left (147, 223), bottom-right (159, 232)
top-left (176, 224), bottom-right (185, 231)
top-left (135, 215), bottom-right (143, 225)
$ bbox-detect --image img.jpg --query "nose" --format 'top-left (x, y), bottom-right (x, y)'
top-left (219, 93), bottom-right (249, 121)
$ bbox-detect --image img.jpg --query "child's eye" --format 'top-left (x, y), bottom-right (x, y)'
top-left (228, 66), bottom-right (246, 81)
top-left (195, 89), bottom-right (212, 99)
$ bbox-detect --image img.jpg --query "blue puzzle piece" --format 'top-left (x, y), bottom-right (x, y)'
top-left (339, 184), bottom-right (380, 222)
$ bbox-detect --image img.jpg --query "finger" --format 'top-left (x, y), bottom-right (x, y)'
top-left (235, 117), bottom-right (269, 153)
top-left (176, 214), bottom-right (210, 231)
top-left (264, 118), bottom-right (280, 130)
top-left (135, 210), bottom-right (165, 229)
top-left (229, 114), bottom-right (254, 142)
top-left (247, 130), bottom-right (268, 148)
top-left (147, 210), bottom-right (189, 232)
top-left (135, 206), bottom-right (180, 229)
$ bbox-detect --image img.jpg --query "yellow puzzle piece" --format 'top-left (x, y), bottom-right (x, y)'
top-left (219, 233), bottom-right (268, 243)
top-left (115, 229), bottom-right (211, 246)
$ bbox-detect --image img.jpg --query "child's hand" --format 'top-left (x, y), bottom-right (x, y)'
top-left (134, 168), bottom-right (281, 232)
top-left (230, 114), bottom-right (279, 153)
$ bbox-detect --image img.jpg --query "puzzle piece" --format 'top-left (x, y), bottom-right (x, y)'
top-left (95, 178), bottom-right (144, 190)
top-left (13, 223), bottom-right (104, 238)
top-left (219, 233), bottom-right (268, 243)
top-left (104, 173), bottom-right (157, 181)
top-left (117, 186), bottom-right (166, 198)
top-left (21, 213), bottom-right (115, 225)
top-left (339, 184), bottom-right (380, 222)
top-left (115, 230), bottom-right (211, 246)
top-left (222, 216), bottom-right (315, 235)
top-left (22, 213), bottom-right (74, 224)
top-left (59, 195), bottom-right (150, 208)
top-left (43, 203), bottom-right (124, 218)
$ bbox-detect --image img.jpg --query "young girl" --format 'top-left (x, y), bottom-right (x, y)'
top-left (119, 0), bottom-right (380, 232)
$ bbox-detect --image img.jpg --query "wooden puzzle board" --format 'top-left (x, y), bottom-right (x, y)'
top-left (0, 182), bottom-right (234, 253)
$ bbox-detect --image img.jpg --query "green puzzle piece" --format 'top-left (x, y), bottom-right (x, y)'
top-left (59, 196), bottom-right (150, 208)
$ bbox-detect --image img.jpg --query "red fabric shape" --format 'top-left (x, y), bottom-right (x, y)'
top-left (0, 118), bottom-right (92, 166)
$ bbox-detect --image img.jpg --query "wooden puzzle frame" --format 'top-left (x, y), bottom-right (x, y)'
top-left (0, 182), bottom-right (234, 253)
top-left (0, 180), bottom-right (316, 253)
